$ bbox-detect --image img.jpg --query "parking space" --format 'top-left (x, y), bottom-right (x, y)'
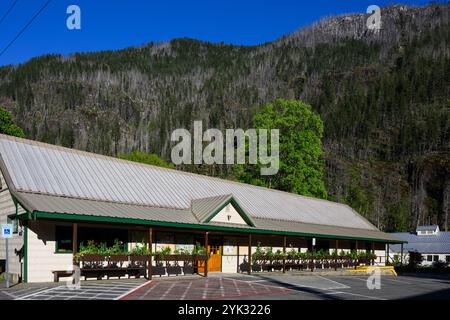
top-left (1, 279), bottom-right (147, 300)
top-left (121, 277), bottom-right (293, 300)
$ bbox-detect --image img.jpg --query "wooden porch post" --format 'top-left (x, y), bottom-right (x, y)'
top-left (282, 236), bottom-right (286, 273)
top-left (205, 232), bottom-right (209, 277)
top-left (371, 242), bottom-right (375, 266)
top-left (72, 223), bottom-right (78, 264)
top-left (400, 243), bottom-right (404, 266)
top-left (335, 239), bottom-right (338, 271)
top-left (354, 240), bottom-right (358, 269)
top-left (386, 244), bottom-right (390, 265)
top-left (148, 227), bottom-right (153, 280)
top-left (248, 234), bottom-right (252, 275)
top-left (237, 243), bottom-right (240, 273)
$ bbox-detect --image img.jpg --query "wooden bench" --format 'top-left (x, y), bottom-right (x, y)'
top-left (52, 270), bottom-right (74, 282)
top-left (80, 267), bottom-right (145, 280)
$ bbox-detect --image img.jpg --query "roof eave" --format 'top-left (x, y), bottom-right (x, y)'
top-left (19, 210), bottom-right (405, 244)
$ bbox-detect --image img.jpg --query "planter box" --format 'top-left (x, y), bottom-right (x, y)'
top-left (252, 264), bottom-right (262, 272)
top-left (153, 265), bottom-right (166, 277)
top-left (261, 264), bottom-right (272, 272)
top-left (155, 254), bottom-right (195, 262)
top-left (109, 254), bottom-right (128, 262)
top-left (239, 262), bottom-right (250, 273)
top-left (167, 265), bottom-right (182, 276)
top-left (183, 265), bottom-right (195, 275)
top-left (80, 254), bottom-right (107, 262)
top-left (129, 255), bottom-right (151, 262)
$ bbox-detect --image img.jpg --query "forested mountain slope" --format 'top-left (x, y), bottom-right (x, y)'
top-left (0, 4), bottom-right (448, 232)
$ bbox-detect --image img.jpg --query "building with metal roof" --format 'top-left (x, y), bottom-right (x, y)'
top-left (389, 225), bottom-right (450, 266)
top-left (0, 134), bottom-right (403, 283)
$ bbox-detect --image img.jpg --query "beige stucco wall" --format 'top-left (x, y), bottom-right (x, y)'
top-left (0, 171), bottom-right (25, 282)
top-left (26, 220), bottom-right (74, 283)
top-left (210, 203), bottom-right (247, 225)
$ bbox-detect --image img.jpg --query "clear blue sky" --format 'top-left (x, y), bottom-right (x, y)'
top-left (0, 0), bottom-right (439, 66)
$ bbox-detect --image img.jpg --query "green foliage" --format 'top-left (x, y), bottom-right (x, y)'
top-left (78, 239), bottom-right (126, 256)
top-left (155, 246), bottom-right (172, 259)
top-left (173, 247), bottom-right (192, 255)
top-left (192, 242), bottom-right (206, 255)
top-left (129, 242), bottom-right (150, 255)
top-left (238, 99), bottom-right (328, 199)
top-left (0, 107), bottom-right (24, 137)
top-left (109, 239), bottom-right (125, 255)
top-left (117, 150), bottom-right (175, 169)
top-left (351, 250), bottom-right (359, 259)
top-left (254, 242), bottom-right (264, 256)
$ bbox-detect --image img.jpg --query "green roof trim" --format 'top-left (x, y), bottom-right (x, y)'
top-left (18, 211), bottom-right (406, 244)
top-left (203, 197), bottom-right (255, 227)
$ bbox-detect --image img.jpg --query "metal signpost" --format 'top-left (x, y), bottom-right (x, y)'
top-left (1, 224), bottom-right (13, 288)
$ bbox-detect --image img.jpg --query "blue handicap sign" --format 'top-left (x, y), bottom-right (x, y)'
top-left (1, 224), bottom-right (13, 238)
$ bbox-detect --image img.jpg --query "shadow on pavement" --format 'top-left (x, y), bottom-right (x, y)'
top-left (249, 274), bottom-right (344, 300)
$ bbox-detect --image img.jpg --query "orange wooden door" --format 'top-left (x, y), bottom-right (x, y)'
top-left (208, 245), bottom-right (222, 272)
top-left (198, 245), bottom-right (222, 272)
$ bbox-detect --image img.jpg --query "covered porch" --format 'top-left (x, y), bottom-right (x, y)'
top-left (20, 216), bottom-right (399, 283)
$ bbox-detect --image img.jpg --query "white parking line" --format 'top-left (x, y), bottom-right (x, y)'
top-left (350, 276), bottom-right (412, 286)
top-left (17, 286), bottom-right (63, 300)
top-left (378, 277), bottom-right (412, 284)
top-left (115, 281), bottom-right (152, 300)
top-left (314, 275), bottom-right (350, 289)
top-left (324, 291), bottom-right (386, 300)
top-left (160, 283), bottom-right (176, 300)
top-left (0, 290), bottom-right (16, 298)
top-left (399, 276), bottom-right (450, 285)
top-left (231, 278), bottom-right (291, 291)
top-left (255, 276), bottom-right (349, 290)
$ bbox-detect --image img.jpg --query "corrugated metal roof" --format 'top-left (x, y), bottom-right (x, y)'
top-left (390, 243), bottom-right (450, 254)
top-left (0, 134), bottom-right (377, 230)
top-left (390, 232), bottom-right (450, 253)
top-left (191, 194), bottom-right (233, 222)
top-left (14, 192), bottom-right (197, 224)
top-left (416, 225), bottom-right (439, 232)
top-left (0, 134), bottom-right (404, 242)
top-left (249, 218), bottom-right (401, 241)
top-left (13, 191), bottom-right (400, 242)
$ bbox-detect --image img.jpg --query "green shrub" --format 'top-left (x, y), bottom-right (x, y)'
top-left (130, 241), bottom-right (150, 255)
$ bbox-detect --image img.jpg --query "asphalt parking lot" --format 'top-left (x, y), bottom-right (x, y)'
top-left (123, 273), bottom-right (450, 300)
top-left (1, 273), bottom-right (449, 300)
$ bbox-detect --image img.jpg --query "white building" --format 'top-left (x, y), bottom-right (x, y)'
top-left (0, 134), bottom-right (404, 283)
top-left (389, 226), bottom-right (450, 266)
